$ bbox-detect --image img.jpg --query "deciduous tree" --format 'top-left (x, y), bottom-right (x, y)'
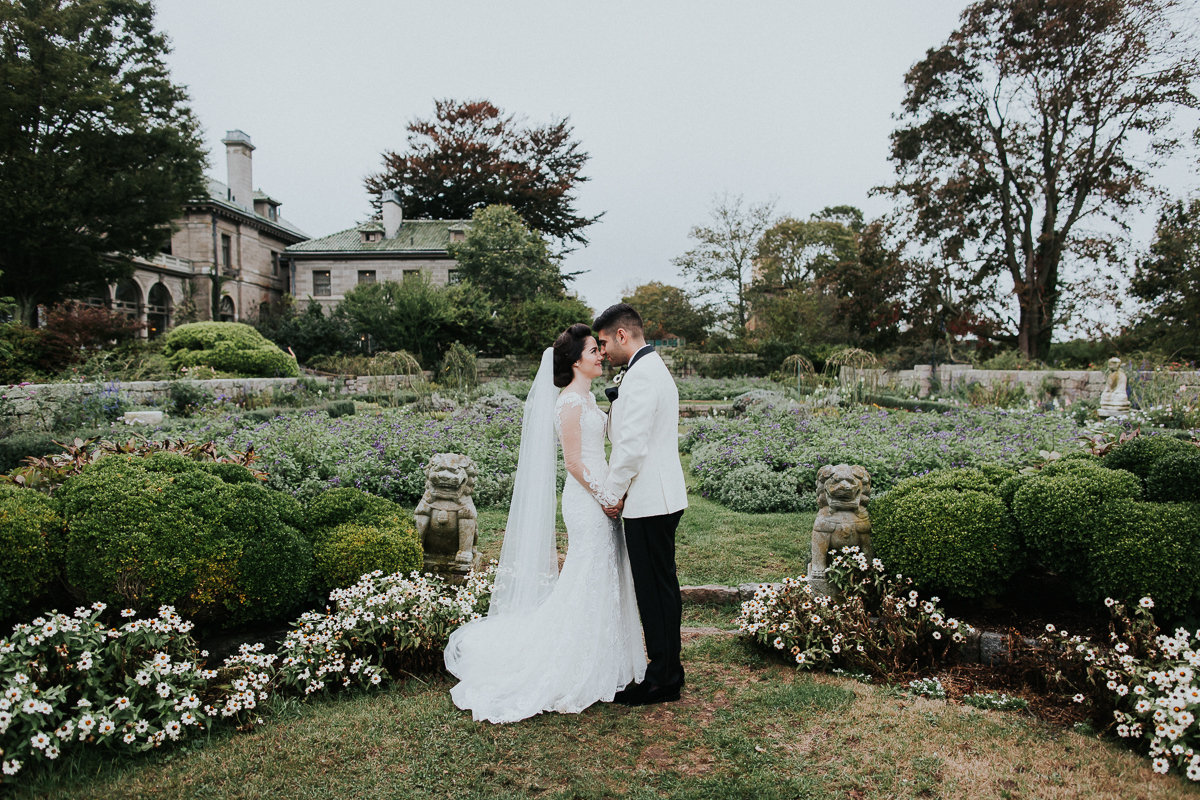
top-left (620, 282), bottom-right (714, 345)
top-left (0, 0), bottom-right (207, 325)
top-left (672, 194), bottom-right (776, 335)
top-left (364, 99), bottom-right (600, 246)
top-left (882, 0), bottom-right (1199, 360)
top-left (1129, 198), bottom-right (1200, 360)
top-left (448, 205), bottom-right (570, 304)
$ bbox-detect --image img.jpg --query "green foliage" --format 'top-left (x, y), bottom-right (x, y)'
top-left (1129, 198), bottom-right (1200, 361)
top-left (871, 484), bottom-right (1018, 598)
top-left (304, 488), bottom-right (415, 541)
top-left (313, 523), bottom-right (422, 592)
top-left (0, 0), bottom-right (208, 322)
top-left (326, 400), bottom-right (356, 419)
top-left (880, 467), bottom-right (995, 505)
top-left (438, 342), bottom-right (478, 391)
top-left (712, 463), bottom-right (808, 513)
top-left (1146, 451), bottom-right (1200, 503)
top-left (0, 323), bottom-right (49, 383)
top-left (497, 293), bottom-right (594, 357)
top-left (0, 428), bottom-right (106, 473)
top-left (55, 454), bottom-right (310, 626)
top-left (1102, 434), bottom-right (1195, 483)
top-left (335, 278), bottom-right (455, 367)
top-left (51, 380), bottom-right (131, 430)
top-left (1010, 463), bottom-right (1142, 580)
top-left (620, 281), bottom-right (714, 345)
top-left (448, 205), bottom-right (567, 302)
top-left (0, 485), bottom-right (62, 620)
top-left (254, 297), bottom-right (359, 364)
top-left (163, 323), bottom-right (299, 378)
top-left (1089, 500), bottom-right (1200, 619)
top-left (168, 381), bottom-right (215, 416)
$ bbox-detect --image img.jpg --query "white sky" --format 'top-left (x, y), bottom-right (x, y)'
top-left (155, 0), bottom-right (1199, 318)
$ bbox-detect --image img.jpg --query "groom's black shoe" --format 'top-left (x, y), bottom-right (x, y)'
top-left (616, 681), bottom-right (682, 707)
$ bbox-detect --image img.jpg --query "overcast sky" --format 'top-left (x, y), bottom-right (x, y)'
top-left (156, 0), bottom-right (1198, 317)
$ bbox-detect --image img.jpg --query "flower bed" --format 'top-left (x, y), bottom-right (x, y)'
top-left (683, 406), bottom-right (1088, 512)
top-left (151, 403), bottom-right (533, 507)
top-left (0, 568), bottom-right (493, 784)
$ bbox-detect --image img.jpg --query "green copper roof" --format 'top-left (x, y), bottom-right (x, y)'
top-left (199, 178), bottom-right (308, 239)
top-left (287, 219), bottom-right (470, 253)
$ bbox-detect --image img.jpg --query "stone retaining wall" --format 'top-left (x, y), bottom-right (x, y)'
top-left (842, 365), bottom-right (1200, 402)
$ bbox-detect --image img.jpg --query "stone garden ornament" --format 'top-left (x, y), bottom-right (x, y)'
top-left (414, 453), bottom-right (481, 583)
top-left (1099, 357), bottom-right (1131, 418)
top-left (808, 464), bottom-right (873, 598)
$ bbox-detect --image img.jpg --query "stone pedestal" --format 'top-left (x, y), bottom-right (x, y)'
top-left (807, 464), bottom-right (873, 599)
top-left (414, 453), bottom-right (481, 584)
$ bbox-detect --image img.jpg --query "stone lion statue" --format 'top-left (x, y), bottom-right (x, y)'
top-left (414, 453), bottom-right (480, 582)
top-left (808, 464), bottom-right (873, 597)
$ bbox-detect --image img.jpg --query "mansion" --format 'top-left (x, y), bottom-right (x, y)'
top-left (99, 131), bottom-right (467, 337)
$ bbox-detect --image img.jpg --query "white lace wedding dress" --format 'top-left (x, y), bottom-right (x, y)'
top-left (444, 390), bottom-right (646, 724)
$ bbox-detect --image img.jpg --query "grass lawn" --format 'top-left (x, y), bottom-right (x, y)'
top-left (474, 453), bottom-right (814, 588)
top-left (10, 635), bottom-right (1193, 800)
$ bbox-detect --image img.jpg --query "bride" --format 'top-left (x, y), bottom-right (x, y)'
top-left (443, 323), bottom-right (646, 723)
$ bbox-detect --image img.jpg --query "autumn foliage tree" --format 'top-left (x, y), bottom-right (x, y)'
top-left (364, 100), bottom-right (600, 247)
top-left (882, 0), bottom-right (1200, 360)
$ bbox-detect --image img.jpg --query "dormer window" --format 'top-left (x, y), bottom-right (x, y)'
top-left (449, 228), bottom-right (466, 243)
top-left (361, 231), bottom-right (381, 244)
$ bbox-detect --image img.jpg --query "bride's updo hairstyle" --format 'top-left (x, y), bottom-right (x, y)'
top-left (552, 323), bottom-right (594, 388)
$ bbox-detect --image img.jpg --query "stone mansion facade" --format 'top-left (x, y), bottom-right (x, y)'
top-left (95, 133), bottom-right (467, 336)
top-left (94, 131), bottom-right (309, 336)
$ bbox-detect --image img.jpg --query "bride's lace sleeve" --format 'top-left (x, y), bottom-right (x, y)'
top-left (556, 395), bottom-right (620, 507)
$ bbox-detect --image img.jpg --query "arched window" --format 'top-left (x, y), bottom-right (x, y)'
top-left (219, 295), bottom-right (236, 322)
top-left (147, 283), bottom-right (172, 338)
top-left (113, 279), bottom-right (142, 318)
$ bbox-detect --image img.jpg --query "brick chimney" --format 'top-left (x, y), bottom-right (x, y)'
top-left (221, 130), bottom-right (255, 210)
top-left (382, 189), bottom-right (403, 239)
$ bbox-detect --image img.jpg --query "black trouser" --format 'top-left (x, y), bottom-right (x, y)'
top-left (623, 509), bottom-right (685, 688)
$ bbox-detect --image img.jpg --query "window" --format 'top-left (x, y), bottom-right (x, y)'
top-left (313, 270), bottom-right (331, 296)
top-left (221, 234), bottom-right (232, 272)
top-left (358, 270), bottom-right (376, 285)
top-left (449, 229), bottom-right (466, 243)
top-left (403, 269), bottom-right (421, 281)
top-left (447, 269), bottom-right (461, 285)
top-left (271, 251), bottom-right (280, 276)
top-left (361, 231), bottom-right (380, 243)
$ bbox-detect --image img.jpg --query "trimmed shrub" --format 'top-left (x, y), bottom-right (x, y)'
top-left (326, 399), bottom-right (355, 418)
top-left (305, 487), bottom-right (417, 541)
top-left (56, 454), bottom-right (311, 626)
top-left (1010, 465), bottom-right (1142, 581)
top-left (975, 463), bottom-right (1018, 486)
top-left (1146, 451), bottom-right (1200, 504)
top-left (1089, 500), bottom-right (1200, 619)
top-left (0, 485), bottom-right (63, 620)
top-left (1103, 434), bottom-right (1195, 483)
top-left (711, 462), bottom-right (807, 513)
top-left (877, 468), bottom-right (995, 507)
top-left (313, 523), bottom-right (423, 592)
top-left (871, 487), bottom-right (1018, 598)
top-left (163, 322), bottom-right (299, 378)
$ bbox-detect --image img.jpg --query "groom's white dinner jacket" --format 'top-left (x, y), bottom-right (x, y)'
top-left (603, 348), bottom-right (689, 519)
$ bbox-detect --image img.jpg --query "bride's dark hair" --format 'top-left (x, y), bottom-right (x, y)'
top-left (552, 323), bottom-right (594, 388)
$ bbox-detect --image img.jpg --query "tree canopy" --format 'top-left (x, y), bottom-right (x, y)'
top-left (1129, 198), bottom-right (1200, 360)
top-left (882, 0), bottom-right (1200, 360)
top-left (0, 0), bottom-right (207, 325)
top-left (448, 205), bottom-right (570, 303)
top-left (364, 99), bottom-right (600, 247)
top-left (672, 194), bottom-right (776, 335)
top-left (620, 282), bottom-right (715, 345)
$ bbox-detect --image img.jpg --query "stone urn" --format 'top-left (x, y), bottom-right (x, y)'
top-left (414, 453), bottom-right (481, 584)
top-left (1098, 357), bottom-right (1131, 418)
top-left (807, 464), bottom-right (873, 598)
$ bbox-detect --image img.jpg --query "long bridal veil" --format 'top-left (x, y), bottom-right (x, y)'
top-left (444, 348), bottom-right (559, 671)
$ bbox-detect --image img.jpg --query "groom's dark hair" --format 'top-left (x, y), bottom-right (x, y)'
top-left (592, 303), bottom-right (644, 337)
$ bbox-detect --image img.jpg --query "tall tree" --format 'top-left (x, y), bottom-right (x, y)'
top-left (621, 281), bottom-right (715, 345)
top-left (0, 0), bottom-right (207, 325)
top-left (672, 194), bottom-right (776, 335)
top-left (882, 0), bottom-right (1199, 360)
top-left (364, 99), bottom-right (601, 247)
top-left (448, 205), bottom-right (570, 303)
top-left (1129, 198), bottom-right (1200, 360)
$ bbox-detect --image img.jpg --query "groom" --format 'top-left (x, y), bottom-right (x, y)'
top-left (593, 303), bottom-right (689, 706)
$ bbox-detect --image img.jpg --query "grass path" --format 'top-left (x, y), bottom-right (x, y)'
top-left (10, 636), bottom-right (1194, 799)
